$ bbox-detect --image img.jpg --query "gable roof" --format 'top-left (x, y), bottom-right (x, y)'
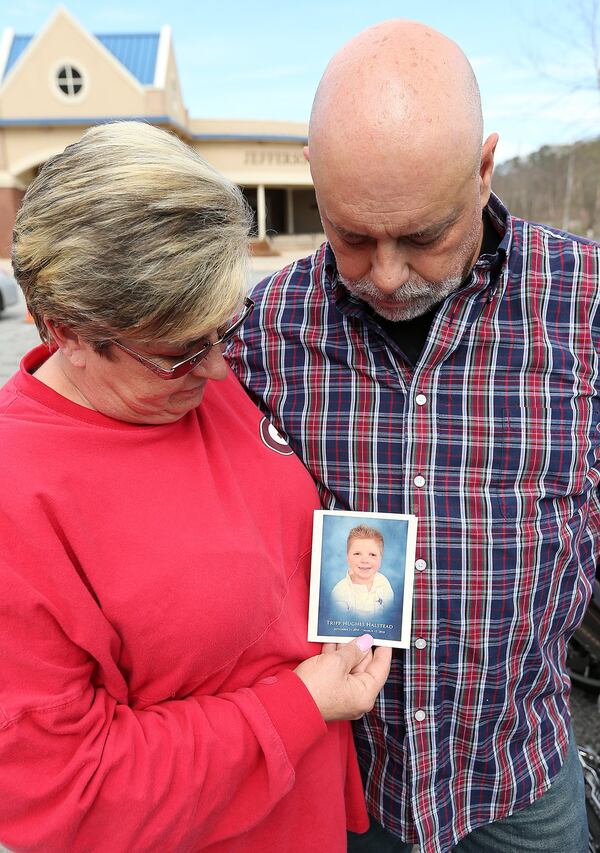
top-left (2, 31), bottom-right (160, 85)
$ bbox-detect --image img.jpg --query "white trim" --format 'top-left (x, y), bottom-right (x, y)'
top-left (154, 24), bottom-right (170, 88)
top-left (12, 145), bottom-right (70, 178)
top-left (0, 14), bottom-right (45, 92)
top-left (0, 169), bottom-right (26, 190)
top-left (0, 27), bottom-right (14, 83)
top-left (0, 7), bottom-right (72, 91)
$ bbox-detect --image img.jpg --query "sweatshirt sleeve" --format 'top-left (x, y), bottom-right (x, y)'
top-left (0, 559), bottom-right (327, 853)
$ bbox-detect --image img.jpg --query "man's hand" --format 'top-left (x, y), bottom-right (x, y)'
top-left (294, 635), bottom-right (392, 721)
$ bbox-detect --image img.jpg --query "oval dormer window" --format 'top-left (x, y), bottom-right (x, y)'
top-left (56, 64), bottom-right (84, 97)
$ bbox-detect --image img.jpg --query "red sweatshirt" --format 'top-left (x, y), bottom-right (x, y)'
top-left (0, 346), bottom-right (368, 852)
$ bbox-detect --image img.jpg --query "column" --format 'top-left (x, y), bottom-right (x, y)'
top-left (286, 188), bottom-right (295, 234)
top-left (256, 184), bottom-right (266, 241)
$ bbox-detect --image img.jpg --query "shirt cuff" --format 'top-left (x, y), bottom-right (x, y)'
top-left (251, 668), bottom-right (327, 766)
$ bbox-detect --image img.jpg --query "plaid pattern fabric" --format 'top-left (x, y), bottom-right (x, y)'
top-left (227, 194), bottom-right (600, 853)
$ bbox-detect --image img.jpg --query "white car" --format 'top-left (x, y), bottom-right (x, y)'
top-left (0, 271), bottom-right (18, 313)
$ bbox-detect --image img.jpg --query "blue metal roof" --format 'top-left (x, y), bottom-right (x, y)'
top-left (96, 34), bottom-right (159, 85)
top-left (3, 32), bottom-right (160, 85)
top-left (5, 35), bottom-right (30, 76)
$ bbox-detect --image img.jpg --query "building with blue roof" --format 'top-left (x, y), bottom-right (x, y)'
top-left (0, 7), bottom-right (320, 256)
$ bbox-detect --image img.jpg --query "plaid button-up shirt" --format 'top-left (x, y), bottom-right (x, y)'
top-left (227, 194), bottom-right (600, 853)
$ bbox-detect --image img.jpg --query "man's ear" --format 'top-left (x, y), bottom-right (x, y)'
top-left (479, 132), bottom-right (499, 208)
top-left (44, 320), bottom-right (87, 367)
top-left (303, 145), bottom-right (310, 162)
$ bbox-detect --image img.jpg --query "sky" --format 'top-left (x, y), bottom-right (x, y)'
top-left (1, 0), bottom-right (599, 163)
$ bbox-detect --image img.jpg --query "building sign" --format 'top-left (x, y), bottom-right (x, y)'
top-left (244, 149), bottom-right (306, 167)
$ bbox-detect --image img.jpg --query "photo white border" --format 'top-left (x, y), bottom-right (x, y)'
top-left (308, 509), bottom-right (418, 649)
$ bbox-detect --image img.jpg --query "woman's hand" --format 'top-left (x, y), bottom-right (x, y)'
top-left (294, 635), bottom-right (392, 721)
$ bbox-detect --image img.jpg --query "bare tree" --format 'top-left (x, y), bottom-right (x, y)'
top-left (504, 1), bottom-right (599, 233)
top-left (520, 0), bottom-right (600, 97)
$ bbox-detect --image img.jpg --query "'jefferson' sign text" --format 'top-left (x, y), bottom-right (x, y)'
top-left (244, 149), bottom-right (306, 166)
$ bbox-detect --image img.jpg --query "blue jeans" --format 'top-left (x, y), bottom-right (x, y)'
top-left (347, 731), bottom-right (588, 853)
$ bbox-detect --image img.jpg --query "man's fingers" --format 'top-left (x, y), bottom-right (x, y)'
top-left (321, 642), bottom-right (336, 655)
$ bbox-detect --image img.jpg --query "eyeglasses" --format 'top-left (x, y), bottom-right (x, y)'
top-left (110, 296), bottom-right (254, 380)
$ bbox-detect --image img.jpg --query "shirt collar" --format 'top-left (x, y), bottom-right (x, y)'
top-left (474, 192), bottom-right (511, 273)
top-left (322, 244), bottom-right (369, 318)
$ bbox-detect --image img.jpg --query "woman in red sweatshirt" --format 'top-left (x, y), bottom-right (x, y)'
top-left (0, 121), bottom-right (390, 853)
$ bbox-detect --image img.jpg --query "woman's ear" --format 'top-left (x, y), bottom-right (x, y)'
top-left (44, 320), bottom-right (88, 368)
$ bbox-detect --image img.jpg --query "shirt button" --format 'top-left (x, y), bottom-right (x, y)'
top-left (415, 638), bottom-right (427, 650)
top-left (414, 475), bottom-right (425, 488)
top-left (415, 393), bottom-right (427, 406)
top-left (414, 709), bottom-right (426, 722)
top-left (415, 559), bottom-right (427, 572)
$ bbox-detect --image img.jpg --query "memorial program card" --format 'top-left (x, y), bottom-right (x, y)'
top-left (308, 509), bottom-right (418, 649)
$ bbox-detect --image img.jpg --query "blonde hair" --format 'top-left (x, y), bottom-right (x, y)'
top-left (13, 121), bottom-right (252, 349)
top-left (347, 525), bottom-right (384, 554)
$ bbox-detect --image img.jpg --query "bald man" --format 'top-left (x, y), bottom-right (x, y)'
top-left (228, 20), bottom-right (597, 853)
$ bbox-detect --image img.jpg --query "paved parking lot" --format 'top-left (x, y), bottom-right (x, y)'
top-left (0, 291), bottom-right (39, 384)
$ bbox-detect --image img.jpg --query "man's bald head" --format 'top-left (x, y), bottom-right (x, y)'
top-left (309, 20), bottom-right (484, 195)
top-left (305, 20), bottom-right (498, 323)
